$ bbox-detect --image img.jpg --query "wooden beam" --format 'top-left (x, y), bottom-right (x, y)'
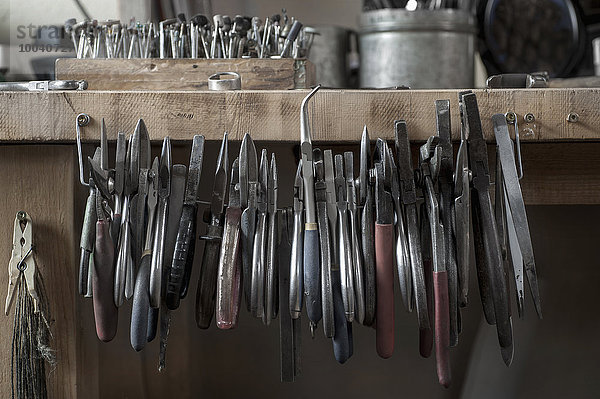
top-left (0, 88), bottom-right (599, 143)
top-left (55, 59), bottom-right (316, 91)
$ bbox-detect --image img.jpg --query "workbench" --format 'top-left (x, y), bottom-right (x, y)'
top-left (0, 88), bottom-right (597, 398)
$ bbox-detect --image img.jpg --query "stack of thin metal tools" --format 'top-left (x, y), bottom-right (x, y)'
top-left (65, 11), bottom-right (316, 60)
top-left (76, 88), bottom-right (541, 387)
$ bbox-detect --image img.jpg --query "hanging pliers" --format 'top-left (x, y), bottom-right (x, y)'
top-left (289, 161), bottom-right (304, 320)
top-left (251, 149), bottom-right (268, 319)
top-left (166, 135), bottom-right (205, 309)
top-left (373, 140), bottom-right (395, 359)
top-left (216, 158), bottom-right (242, 329)
top-left (435, 100), bottom-right (460, 347)
top-left (300, 85), bottom-right (322, 329)
top-left (239, 133), bottom-right (258, 311)
top-left (334, 154), bottom-right (355, 324)
top-left (419, 136), bottom-right (450, 388)
top-left (454, 97), bottom-right (471, 308)
top-left (264, 154), bottom-right (279, 326)
top-left (462, 92), bottom-right (513, 366)
top-left (394, 120), bottom-right (430, 333)
top-left (196, 133), bottom-right (228, 328)
top-left (358, 127), bottom-right (376, 327)
top-left (150, 137), bottom-right (172, 309)
top-left (314, 149), bottom-right (334, 337)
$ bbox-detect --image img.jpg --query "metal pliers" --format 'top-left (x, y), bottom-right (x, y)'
top-left (462, 92), bottom-right (513, 366)
top-left (394, 120), bottom-right (431, 333)
top-left (373, 140), bottom-right (395, 359)
top-left (216, 158), bottom-right (242, 329)
top-left (264, 154), bottom-right (279, 326)
top-left (150, 137), bottom-right (172, 309)
top-left (290, 162), bottom-right (304, 320)
top-left (239, 134), bottom-right (258, 312)
top-left (196, 133), bottom-right (228, 328)
top-left (166, 135), bottom-right (205, 310)
top-left (358, 127), bottom-right (376, 327)
top-left (5, 212), bottom-right (39, 315)
top-left (314, 149), bottom-right (334, 337)
top-left (251, 149), bottom-right (268, 319)
top-left (492, 114), bottom-right (542, 319)
top-left (334, 154), bottom-right (355, 324)
top-left (435, 100), bottom-right (460, 347)
top-left (419, 136), bottom-right (450, 388)
top-left (455, 97), bottom-right (471, 308)
top-left (300, 85), bottom-right (322, 329)
top-left (130, 156), bottom-right (159, 351)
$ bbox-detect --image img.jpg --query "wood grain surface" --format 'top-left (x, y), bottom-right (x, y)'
top-left (55, 58), bottom-right (316, 91)
top-left (0, 88), bottom-right (598, 143)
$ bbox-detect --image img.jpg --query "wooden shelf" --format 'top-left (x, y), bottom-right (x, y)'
top-left (0, 88), bottom-right (598, 143)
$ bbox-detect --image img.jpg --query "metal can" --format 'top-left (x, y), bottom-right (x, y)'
top-left (359, 9), bottom-right (475, 89)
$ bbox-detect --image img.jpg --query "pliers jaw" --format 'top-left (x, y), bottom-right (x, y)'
top-left (293, 161), bottom-right (303, 212)
top-left (374, 141), bottom-right (393, 225)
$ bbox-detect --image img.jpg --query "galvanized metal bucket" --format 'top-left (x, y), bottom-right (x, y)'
top-left (359, 9), bottom-right (475, 89)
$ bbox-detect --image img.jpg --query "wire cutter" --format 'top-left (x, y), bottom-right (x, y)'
top-left (239, 133), bottom-right (258, 312)
top-left (150, 137), bottom-right (172, 309)
top-left (435, 100), bottom-right (460, 347)
top-left (5, 212), bottom-right (39, 315)
top-left (251, 149), bottom-right (268, 319)
top-left (462, 92), bottom-right (513, 366)
top-left (300, 85), bottom-right (322, 329)
top-left (373, 140), bottom-right (395, 359)
top-left (314, 149), bottom-right (334, 337)
top-left (216, 158), bottom-right (242, 329)
top-left (419, 136), bottom-right (451, 387)
top-left (492, 114), bottom-right (542, 319)
top-left (358, 127), bottom-right (376, 327)
top-left (394, 120), bottom-right (430, 333)
top-left (166, 135), bottom-right (205, 310)
top-left (196, 133), bottom-right (228, 328)
top-left (289, 161), bottom-right (304, 320)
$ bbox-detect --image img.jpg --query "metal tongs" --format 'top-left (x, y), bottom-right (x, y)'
top-left (461, 92), bottom-right (513, 366)
top-left (0, 80), bottom-right (87, 91)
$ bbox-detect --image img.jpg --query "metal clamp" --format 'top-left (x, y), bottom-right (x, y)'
top-left (208, 72), bottom-right (241, 91)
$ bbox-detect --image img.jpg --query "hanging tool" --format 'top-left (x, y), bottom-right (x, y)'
top-left (462, 92), bottom-right (513, 366)
top-left (131, 157), bottom-right (159, 351)
top-left (454, 97), bottom-right (471, 308)
top-left (314, 149), bottom-right (334, 337)
top-left (435, 100), bottom-right (460, 347)
top-left (334, 154), bottom-right (355, 323)
top-left (279, 207), bottom-right (302, 381)
top-left (251, 149), bottom-right (268, 320)
top-left (216, 158), bottom-right (242, 329)
top-left (300, 85), bottom-right (322, 331)
top-left (492, 114), bottom-right (542, 319)
top-left (239, 134), bottom-right (258, 311)
top-left (196, 133), bottom-right (228, 328)
top-left (166, 135), bottom-right (205, 310)
top-left (394, 120), bottom-right (430, 333)
top-left (374, 140), bottom-right (395, 359)
top-left (264, 154), bottom-right (279, 325)
top-left (359, 127), bottom-right (376, 327)
top-left (5, 211), bottom-right (54, 399)
top-left (419, 136), bottom-right (450, 387)
top-left (150, 137), bottom-right (172, 309)
top-left (289, 162), bottom-right (304, 320)
top-left (386, 145), bottom-right (412, 313)
top-left (344, 152), bottom-right (366, 325)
